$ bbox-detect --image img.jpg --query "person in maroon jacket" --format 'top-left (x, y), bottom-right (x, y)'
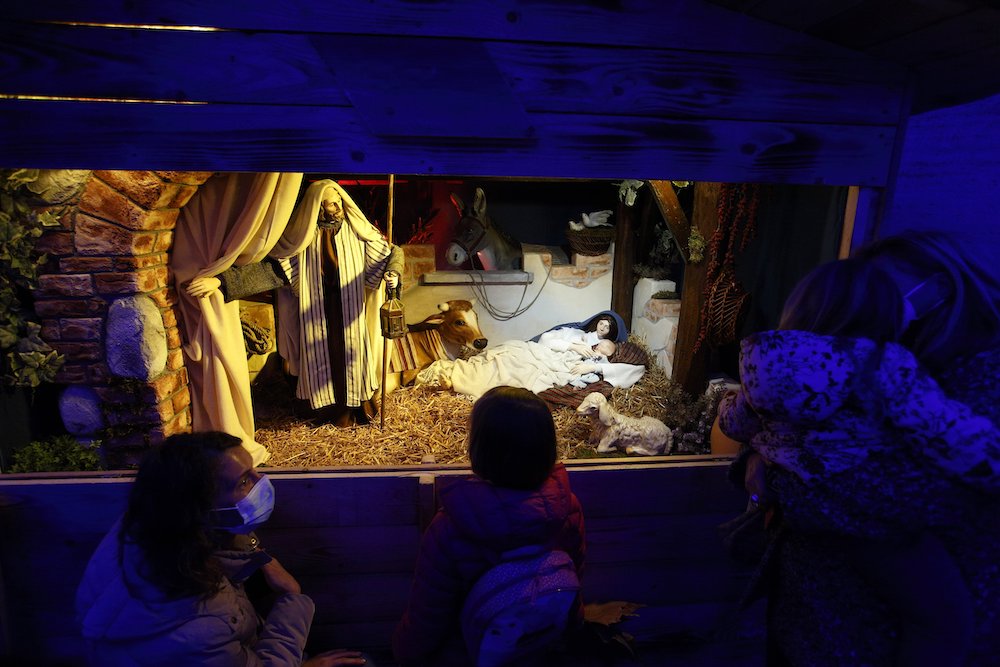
top-left (392, 386), bottom-right (587, 667)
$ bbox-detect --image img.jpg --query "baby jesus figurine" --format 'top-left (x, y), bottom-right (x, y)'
top-left (569, 338), bottom-right (617, 387)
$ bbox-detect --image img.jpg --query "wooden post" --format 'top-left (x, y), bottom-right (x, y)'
top-left (649, 180), bottom-right (691, 261)
top-left (386, 173), bottom-right (395, 242)
top-left (671, 182), bottom-right (721, 395)
top-left (381, 174), bottom-right (395, 430)
top-left (611, 195), bottom-right (637, 325)
top-left (839, 185), bottom-right (860, 259)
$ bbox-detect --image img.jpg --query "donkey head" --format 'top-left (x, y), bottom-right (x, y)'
top-left (446, 188), bottom-right (522, 271)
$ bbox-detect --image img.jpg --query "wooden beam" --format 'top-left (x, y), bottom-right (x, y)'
top-left (850, 187), bottom-right (884, 251)
top-left (611, 196), bottom-right (637, 326)
top-left (839, 185), bottom-right (859, 258)
top-left (0, 22), bottom-right (905, 125)
top-left (0, 100), bottom-right (897, 185)
top-left (672, 182), bottom-right (721, 395)
top-left (2, 1), bottom-right (873, 58)
top-left (649, 180), bottom-right (691, 261)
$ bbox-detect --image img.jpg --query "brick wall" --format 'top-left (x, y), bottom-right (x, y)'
top-left (550, 248), bottom-right (612, 288)
top-left (33, 170), bottom-right (213, 466)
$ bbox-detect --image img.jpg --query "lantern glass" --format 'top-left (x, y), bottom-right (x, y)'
top-left (380, 301), bottom-right (408, 339)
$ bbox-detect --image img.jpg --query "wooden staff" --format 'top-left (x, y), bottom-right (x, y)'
top-left (381, 174), bottom-right (395, 430)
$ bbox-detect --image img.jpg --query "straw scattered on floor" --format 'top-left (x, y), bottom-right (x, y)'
top-left (254, 337), bottom-right (714, 468)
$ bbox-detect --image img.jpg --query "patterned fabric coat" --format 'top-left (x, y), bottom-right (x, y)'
top-left (728, 340), bottom-right (1000, 665)
top-left (392, 464), bottom-right (586, 667)
top-left (720, 330), bottom-right (1000, 538)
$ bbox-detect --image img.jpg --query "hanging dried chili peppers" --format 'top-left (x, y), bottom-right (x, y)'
top-left (692, 183), bottom-right (760, 354)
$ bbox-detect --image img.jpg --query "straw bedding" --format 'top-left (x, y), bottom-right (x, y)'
top-left (254, 338), bottom-right (718, 468)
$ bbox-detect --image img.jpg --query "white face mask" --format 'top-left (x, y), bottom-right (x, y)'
top-left (210, 475), bottom-right (275, 534)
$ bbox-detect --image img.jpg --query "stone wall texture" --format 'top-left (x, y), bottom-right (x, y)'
top-left (34, 170), bottom-right (213, 466)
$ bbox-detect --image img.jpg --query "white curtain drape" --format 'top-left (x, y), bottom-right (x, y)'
top-left (172, 172), bottom-right (304, 465)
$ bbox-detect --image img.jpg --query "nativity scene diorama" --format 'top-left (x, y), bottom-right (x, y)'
top-left (0, 168), bottom-right (816, 472)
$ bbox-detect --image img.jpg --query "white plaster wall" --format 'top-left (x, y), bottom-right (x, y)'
top-left (400, 249), bottom-right (613, 344)
top-left (630, 278), bottom-right (680, 378)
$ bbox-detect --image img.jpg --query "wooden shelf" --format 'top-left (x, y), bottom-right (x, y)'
top-left (420, 270), bottom-right (533, 286)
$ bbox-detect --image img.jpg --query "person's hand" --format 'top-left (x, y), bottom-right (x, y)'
top-left (710, 414), bottom-right (743, 456)
top-left (571, 342), bottom-right (597, 358)
top-left (303, 649), bottom-right (367, 666)
top-left (744, 452), bottom-right (770, 505)
top-left (185, 276), bottom-right (221, 298)
top-left (260, 557), bottom-right (302, 596)
top-left (572, 362), bottom-right (600, 375)
top-left (384, 271), bottom-right (399, 289)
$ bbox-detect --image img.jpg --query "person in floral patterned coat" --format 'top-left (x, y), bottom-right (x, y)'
top-left (392, 386), bottom-right (586, 667)
top-left (720, 256), bottom-right (1000, 665)
top-left (723, 231), bottom-right (1000, 666)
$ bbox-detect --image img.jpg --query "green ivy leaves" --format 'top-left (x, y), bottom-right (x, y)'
top-left (1, 169), bottom-right (66, 387)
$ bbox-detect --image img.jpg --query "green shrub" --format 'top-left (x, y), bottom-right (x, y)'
top-left (8, 435), bottom-right (102, 473)
top-left (1, 168), bottom-right (66, 388)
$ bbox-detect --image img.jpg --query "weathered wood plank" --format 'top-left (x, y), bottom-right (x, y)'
top-left (0, 101), bottom-right (896, 185)
top-left (0, 462), bottom-right (754, 662)
top-left (257, 524), bottom-right (420, 575)
top-left (269, 475), bottom-right (422, 527)
top-left (305, 619), bottom-right (399, 654)
top-left (484, 41), bottom-right (904, 123)
top-left (300, 572), bottom-right (415, 621)
top-left (719, 0), bottom-right (870, 32)
top-left (0, 22), bottom-right (905, 125)
top-left (672, 183), bottom-right (722, 394)
top-left (650, 180), bottom-right (692, 261)
top-left (0, 483), bottom-right (127, 665)
top-left (2, 0), bottom-right (871, 58)
top-left (583, 512), bottom-right (747, 564)
top-left (0, 23), bottom-right (342, 105)
top-left (611, 196), bottom-right (637, 326)
top-left (568, 451), bottom-right (743, 518)
top-left (584, 559), bottom-right (751, 606)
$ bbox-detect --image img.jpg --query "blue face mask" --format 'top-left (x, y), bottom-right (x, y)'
top-left (209, 475), bottom-right (275, 534)
top-left (901, 272), bottom-right (952, 331)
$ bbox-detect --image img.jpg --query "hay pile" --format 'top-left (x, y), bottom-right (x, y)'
top-left (254, 338), bottom-right (715, 468)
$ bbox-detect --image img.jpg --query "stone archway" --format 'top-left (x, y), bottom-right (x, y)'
top-left (33, 170), bottom-right (213, 467)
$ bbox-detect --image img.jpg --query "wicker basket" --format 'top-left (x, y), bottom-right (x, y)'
top-left (566, 226), bottom-right (615, 256)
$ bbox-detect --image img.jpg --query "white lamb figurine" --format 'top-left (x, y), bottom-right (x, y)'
top-left (576, 392), bottom-right (672, 456)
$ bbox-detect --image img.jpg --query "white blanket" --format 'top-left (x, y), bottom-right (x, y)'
top-left (416, 340), bottom-right (645, 399)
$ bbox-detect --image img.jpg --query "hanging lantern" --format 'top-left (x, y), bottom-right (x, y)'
top-left (380, 284), bottom-right (408, 339)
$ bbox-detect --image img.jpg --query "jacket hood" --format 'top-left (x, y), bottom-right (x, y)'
top-left (76, 523), bottom-right (258, 642)
top-left (739, 330), bottom-right (881, 424)
top-left (439, 464), bottom-right (578, 552)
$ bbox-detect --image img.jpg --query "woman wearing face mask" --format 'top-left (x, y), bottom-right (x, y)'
top-left (75, 431), bottom-right (369, 666)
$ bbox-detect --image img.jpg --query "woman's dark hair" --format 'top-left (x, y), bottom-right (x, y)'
top-left (585, 314), bottom-right (619, 341)
top-left (856, 231), bottom-right (1000, 371)
top-left (120, 431), bottom-right (243, 599)
top-left (779, 257), bottom-right (904, 344)
top-left (468, 386), bottom-right (557, 490)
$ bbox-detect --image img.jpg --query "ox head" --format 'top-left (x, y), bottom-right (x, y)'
top-left (422, 299), bottom-right (488, 351)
